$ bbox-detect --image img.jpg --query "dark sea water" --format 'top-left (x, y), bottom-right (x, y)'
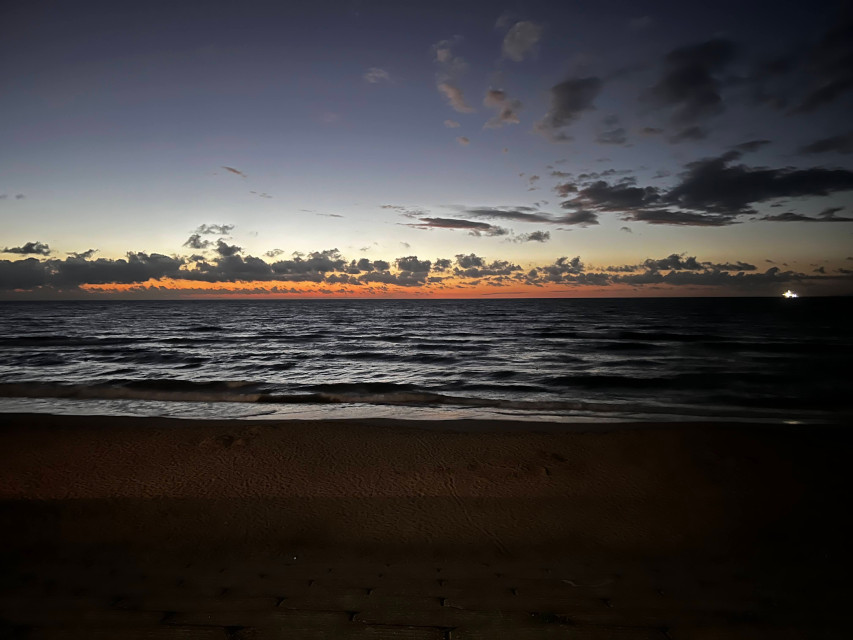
top-left (0, 298), bottom-right (850, 423)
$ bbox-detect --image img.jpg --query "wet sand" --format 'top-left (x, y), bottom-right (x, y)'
top-left (0, 413), bottom-right (849, 638)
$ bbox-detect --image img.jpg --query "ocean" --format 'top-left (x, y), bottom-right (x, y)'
top-left (0, 297), bottom-right (850, 424)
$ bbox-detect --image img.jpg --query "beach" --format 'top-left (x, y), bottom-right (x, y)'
top-left (1, 413), bottom-right (849, 638)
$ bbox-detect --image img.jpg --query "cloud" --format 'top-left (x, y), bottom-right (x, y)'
top-left (733, 139), bottom-right (772, 153)
top-left (215, 239), bottom-right (242, 257)
top-left (458, 206), bottom-right (553, 224)
top-left (760, 207), bottom-right (853, 222)
top-left (396, 256), bottom-right (431, 273)
top-left (502, 21), bottom-right (543, 61)
top-left (183, 234), bottom-right (212, 250)
top-left (222, 166), bottom-right (247, 178)
top-left (514, 231), bottom-right (551, 243)
top-left (195, 224), bottom-right (234, 235)
top-left (409, 217), bottom-right (508, 236)
top-left (456, 136), bottom-right (470, 145)
top-left (2, 241), bottom-right (51, 256)
top-left (664, 151), bottom-right (853, 215)
top-left (68, 249), bottom-right (98, 260)
top-left (798, 132), bottom-right (853, 155)
top-left (644, 39), bottom-right (736, 124)
top-left (264, 249), bottom-right (284, 258)
top-left (791, 18), bottom-right (853, 114)
top-left (444, 119), bottom-right (460, 128)
top-left (620, 226), bottom-right (632, 233)
top-left (15, 194), bottom-right (25, 200)
top-left (439, 83), bottom-right (476, 113)
top-left (483, 89), bottom-right (522, 128)
top-left (363, 67), bottom-right (390, 83)
top-left (557, 210), bottom-right (600, 226)
top-left (535, 77), bottom-right (602, 141)
top-left (643, 254), bottom-right (704, 271)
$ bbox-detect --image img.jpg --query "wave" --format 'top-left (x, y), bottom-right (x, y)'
top-left (0, 380), bottom-right (837, 419)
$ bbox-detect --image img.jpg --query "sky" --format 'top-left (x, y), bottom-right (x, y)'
top-left (1, 0), bottom-right (852, 298)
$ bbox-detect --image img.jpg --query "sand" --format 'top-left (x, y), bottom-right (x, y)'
top-left (0, 413), bottom-right (850, 638)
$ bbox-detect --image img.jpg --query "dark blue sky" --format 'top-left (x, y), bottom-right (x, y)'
top-left (1, 0), bottom-right (852, 297)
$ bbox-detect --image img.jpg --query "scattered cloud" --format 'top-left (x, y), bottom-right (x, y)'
top-left (408, 217), bottom-right (508, 236)
top-left (68, 249), bottom-right (98, 260)
top-left (2, 241), bottom-right (51, 256)
top-left (222, 166), bottom-right (247, 178)
top-left (195, 224), bottom-right (234, 235)
top-left (363, 67), bottom-right (390, 83)
top-left (514, 231), bottom-right (551, 243)
top-left (536, 77), bottom-right (602, 141)
top-left (456, 136), bottom-right (470, 145)
top-left (444, 119), bottom-right (460, 128)
top-left (183, 234), bottom-right (211, 250)
top-left (643, 39), bottom-right (736, 124)
top-left (483, 89), bottom-right (522, 127)
top-left (439, 83), bottom-right (476, 113)
top-left (215, 239), bottom-right (242, 257)
top-left (501, 21), bottom-right (543, 62)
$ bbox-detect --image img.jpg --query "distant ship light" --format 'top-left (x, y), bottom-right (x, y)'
top-left (783, 290), bottom-right (798, 298)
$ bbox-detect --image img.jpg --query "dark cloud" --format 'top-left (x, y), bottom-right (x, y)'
top-left (643, 254), bottom-right (703, 271)
top-left (2, 241), bottom-right (51, 256)
top-left (51, 252), bottom-right (185, 287)
top-left (792, 18), bottom-right (853, 114)
top-left (798, 132), bottom-right (853, 155)
top-left (409, 217), bottom-right (508, 236)
top-left (195, 224), bottom-right (234, 235)
top-left (183, 234), bottom-right (212, 250)
top-left (564, 180), bottom-right (660, 211)
top-left (0, 258), bottom-right (49, 290)
top-left (536, 77), bottom-right (602, 141)
top-left (456, 136), bottom-right (470, 145)
top-left (454, 256), bottom-right (521, 278)
top-left (514, 231), bottom-right (551, 243)
top-left (556, 210), bottom-right (599, 226)
top-left (760, 207), bottom-right (853, 222)
top-left (215, 240), bottom-right (241, 257)
top-left (222, 166), bottom-right (247, 178)
top-left (644, 39), bottom-right (736, 124)
top-left (664, 151), bottom-right (853, 215)
top-left (270, 249), bottom-right (347, 276)
top-left (483, 89), bottom-right (522, 128)
top-left (264, 249), bottom-right (284, 258)
top-left (733, 139), bottom-right (772, 153)
top-left (628, 208), bottom-right (736, 226)
top-left (67, 249), bottom-right (98, 259)
top-left (395, 256), bottom-right (431, 273)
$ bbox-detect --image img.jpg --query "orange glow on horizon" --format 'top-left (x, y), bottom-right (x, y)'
top-left (75, 277), bottom-right (737, 299)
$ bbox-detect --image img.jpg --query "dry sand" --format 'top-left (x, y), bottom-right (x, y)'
top-left (0, 414), bottom-right (849, 638)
